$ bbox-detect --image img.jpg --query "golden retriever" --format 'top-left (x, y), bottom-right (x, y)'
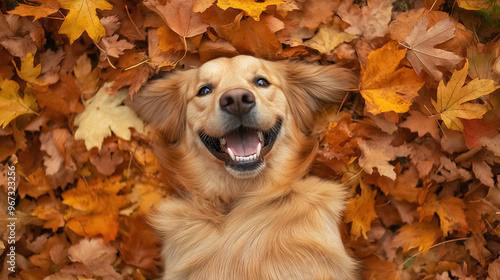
top-left (132, 55), bottom-right (358, 280)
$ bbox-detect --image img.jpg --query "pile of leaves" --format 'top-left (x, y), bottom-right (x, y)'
top-left (0, 0), bottom-right (499, 279)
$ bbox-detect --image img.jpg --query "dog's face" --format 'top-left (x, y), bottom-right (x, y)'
top-left (133, 55), bottom-right (356, 182)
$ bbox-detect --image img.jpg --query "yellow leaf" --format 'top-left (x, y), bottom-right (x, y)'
top-left (344, 181), bottom-right (377, 239)
top-left (13, 53), bottom-right (42, 84)
top-left (74, 82), bottom-right (144, 150)
top-left (58, 0), bottom-right (113, 44)
top-left (304, 24), bottom-right (356, 54)
top-left (457, 0), bottom-right (490, 11)
top-left (432, 59), bottom-right (499, 131)
top-left (0, 77), bottom-right (37, 128)
top-left (217, 0), bottom-right (285, 21)
top-left (360, 41), bottom-right (425, 114)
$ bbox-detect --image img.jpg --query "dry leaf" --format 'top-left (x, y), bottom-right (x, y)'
top-left (360, 41), bottom-right (424, 114)
top-left (58, 0), bottom-right (113, 43)
top-left (337, 0), bottom-right (392, 41)
top-left (74, 82), bottom-right (144, 150)
top-left (431, 60), bottom-right (498, 131)
top-left (403, 18), bottom-right (463, 80)
top-left (345, 181), bottom-right (378, 239)
top-left (217, 0), bottom-right (285, 21)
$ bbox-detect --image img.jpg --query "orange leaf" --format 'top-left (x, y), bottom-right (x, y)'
top-left (419, 193), bottom-right (469, 236)
top-left (62, 177), bottom-right (129, 242)
top-left (391, 220), bottom-right (442, 253)
top-left (345, 181), bottom-right (378, 239)
top-left (360, 41), bottom-right (424, 114)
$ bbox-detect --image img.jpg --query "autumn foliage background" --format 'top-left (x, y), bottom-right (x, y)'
top-left (0, 0), bottom-right (500, 279)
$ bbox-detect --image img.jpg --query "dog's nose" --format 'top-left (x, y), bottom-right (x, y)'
top-left (219, 88), bottom-right (256, 115)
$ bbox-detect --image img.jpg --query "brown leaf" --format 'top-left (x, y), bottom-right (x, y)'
top-left (402, 17), bottom-right (463, 81)
top-left (337, 0), bottom-right (392, 41)
top-left (143, 0), bottom-right (209, 38)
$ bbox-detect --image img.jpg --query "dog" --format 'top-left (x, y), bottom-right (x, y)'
top-left (132, 55), bottom-right (358, 280)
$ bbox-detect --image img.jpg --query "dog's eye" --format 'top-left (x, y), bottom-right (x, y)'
top-left (197, 86), bottom-right (212, 96)
top-left (255, 78), bottom-right (271, 88)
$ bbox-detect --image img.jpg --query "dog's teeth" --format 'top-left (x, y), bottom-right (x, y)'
top-left (220, 137), bottom-right (226, 146)
top-left (228, 148), bottom-right (236, 161)
top-left (253, 154), bottom-right (257, 160)
top-left (257, 131), bottom-right (264, 141)
top-left (256, 143), bottom-right (262, 158)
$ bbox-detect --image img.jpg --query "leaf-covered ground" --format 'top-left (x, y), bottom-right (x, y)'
top-left (0, 0), bottom-right (500, 279)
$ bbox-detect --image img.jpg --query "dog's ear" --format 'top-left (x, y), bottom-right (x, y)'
top-left (279, 61), bottom-right (358, 134)
top-left (131, 72), bottom-right (188, 143)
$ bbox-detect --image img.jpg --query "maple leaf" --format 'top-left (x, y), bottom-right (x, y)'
top-left (58, 0), bottom-right (113, 44)
top-left (337, 0), bottom-right (392, 41)
top-left (358, 134), bottom-right (410, 180)
top-left (391, 221), bottom-right (443, 253)
top-left (217, 0), bottom-right (285, 21)
top-left (62, 177), bottom-right (129, 242)
top-left (344, 181), bottom-right (377, 239)
top-left (32, 195), bottom-right (65, 231)
top-left (98, 35), bottom-right (134, 61)
top-left (7, 0), bottom-right (59, 21)
top-left (303, 24), bottom-right (356, 55)
top-left (13, 52), bottom-right (43, 85)
top-left (360, 41), bottom-right (425, 115)
top-left (68, 238), bottom-right (121, 279)
top-left (431, 60), bottom-right (499, 131)
top-left (419, 193), bottom-right (469, 236)
top-left (74, 82), bottom-right (144, 150)
top-left (402, 17), bottom-right (463, 81)
top-left (143, 0), bottom-right (208, 38)
top-left (0, 76), bottom-right (37, 128)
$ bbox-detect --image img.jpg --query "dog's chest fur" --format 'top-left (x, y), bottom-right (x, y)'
top-left (153, 177), bottom-right (357, 280)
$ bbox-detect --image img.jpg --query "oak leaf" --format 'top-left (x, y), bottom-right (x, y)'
top-left (74, 82), bottom-right (144, 150)
top-left (402, 18), bottom-right (463, 81)
top-left (58, 0), bottom-right (113, 44)
top-left (0, 76), bottom-right (37, 128)
top-left (217, 0), bottom-right (285, 21)
top-left (360, 41), bottom-right (424, 115)
top-left (431, 60), bottom-right (498, 131)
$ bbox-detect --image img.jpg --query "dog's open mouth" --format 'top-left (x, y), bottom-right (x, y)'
top-left (199, 120), bottom-right (282, 172)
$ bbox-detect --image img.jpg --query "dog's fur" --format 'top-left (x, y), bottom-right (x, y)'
top-left (132, 55), bottom-right (358, 280)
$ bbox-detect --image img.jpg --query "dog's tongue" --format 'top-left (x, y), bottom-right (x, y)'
top-left (225, 127), bottom-right (259, 156)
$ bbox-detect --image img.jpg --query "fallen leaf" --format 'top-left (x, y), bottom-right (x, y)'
top-left (74, 82), bottom-right (144, 150)
top-left (419, 193), bottom-right (469, 236)
top-left (32, 195), bottom-right (65, 231)
top-left (337, 0), bottom-right (392, 41)
top-left (0, 76), bottom-right (37, 128)
top-left (304, 24), bottom-right (356, 54)
top-left (391, 220), bottom-right (442, 253)
top-left (400, 109), bottom-right (440, 139)
top-left (58, 0), bottom-right (113, 43)
top-left (7, 0), bottom-right (59, 21)
top-left (13, 52), bottom-right (42, 84)
top-left (143, 0), bottom-right (208, 38)
top-left (345, 181), bottom-right (378, 239)
top-left (98, 35), bottom-right (134, 60)
top-left (89, 142), bottom-right (124, 176)
top-left (360, 41), bottom-right (425, 114)
top-left (358, 134), bottom-right (410, 180)
top-left (402, 17), bottom-right (463, 80)
top-left (68, 238), bottom-right (121, 280)
top-left (431, 60), bottom-right (498, 131)
top-left (217, 0), bottom-right (285, 21)
top-left (62, 177), bottom-right (129, 242)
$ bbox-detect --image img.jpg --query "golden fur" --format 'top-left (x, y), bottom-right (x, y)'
top-left (132, 55), bottom-right (358, 280)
